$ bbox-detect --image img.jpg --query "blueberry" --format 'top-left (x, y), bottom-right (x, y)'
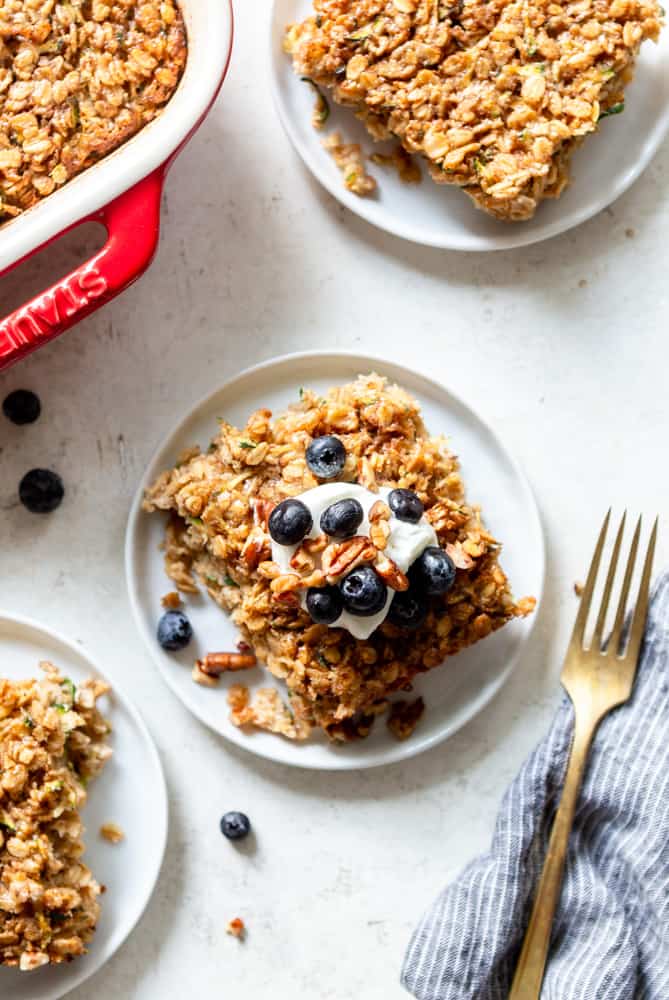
top-left (388, 488), bottom-right (424, 523)
top-left (19, 469), bottom-right (64, 513)
top-left (339, 565), bottom-right (387, 616)
top-left (3, 389), bottom-right (41, 425)
top-left (268, 498), bottom-right (313, 545)
top-left (306, 435), bottom-right (346, 480)
top-left (320, 498), bottom-right (363, 540)
top-left (388, 588), bottom-right (428, 630)
top-left (306, 585), bottom-right (344, 624)
top-left (220, 811), bottom-right (251, 841)
top-left (411, 546), bottom-right (456, 596)
top-left (157, 609), bottom-right (193, 651)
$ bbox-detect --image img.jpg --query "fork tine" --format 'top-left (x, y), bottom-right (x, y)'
top-left (621, 517), bottom-right (658, 661)
top-left (609, 515), bottom-right (642, 654)
top-left (568, 509), bottom-right (610, 652)
top-left (592, 511), bottom-right (626, 650)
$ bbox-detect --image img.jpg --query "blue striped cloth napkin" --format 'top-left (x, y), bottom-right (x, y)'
top-left (402, 572), bottom-right (669, 1000)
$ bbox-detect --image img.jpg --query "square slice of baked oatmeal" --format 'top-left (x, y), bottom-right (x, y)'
top-left (0, 663), bottom-right (111, 970)
top-left (144, 375), bottom-right (535, 741)
top-left (284, 0), bottom-right (663, 220)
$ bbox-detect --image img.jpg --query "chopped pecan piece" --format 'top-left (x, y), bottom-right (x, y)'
top-left (322, 536), bottom-right (377, 583)
top-left (368, 500), bottom-right (391, 522)
top-left (303, 533), bottom-right (328, 555)
top-left (161, 591), bottom-right (182, 610)
top-left (370, 519), bottom-right (391, 551)
top-left (290, 543), bottom-right (315, 573)
top-left (226, 917), bottom-right (246, 939)
top-left (374, 554), bottom-right (409, 591)
top-left (251, 497), bottom-right (275, 529)
top-left (197, 652), bottom-right (258, 676)
top-left (241, 527), bottom-right (270, 571)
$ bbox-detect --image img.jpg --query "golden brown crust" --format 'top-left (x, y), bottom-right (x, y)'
top-left (285, 0), bottom-right (663, 220)
top-left (0, 0), bottom-right (187, 222)
top-left (144, 374), bottom-right (535, 740)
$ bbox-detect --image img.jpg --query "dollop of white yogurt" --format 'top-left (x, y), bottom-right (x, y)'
top-left (270, 483), bottom-right (437, 640)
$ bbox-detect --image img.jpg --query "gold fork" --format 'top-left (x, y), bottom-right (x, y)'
top-left (509, 510), bottom-right (658, 1000)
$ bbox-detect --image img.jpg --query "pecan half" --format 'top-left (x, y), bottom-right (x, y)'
top-left (374, 554), bottom-right (409, 591)
top-left (322, 536), bottom-right (377, 583)
top-left (197, 651), bottom-right (258, 676)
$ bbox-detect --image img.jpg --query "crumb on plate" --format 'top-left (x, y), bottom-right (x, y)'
top-left (370, 145), bottom-right (421, 184)
top-left (323, 130), bottom-right (377, 195)
top-left (387, 696), bottom-right (425, 740)
top-left (99, 822), bottom-right (124, 844)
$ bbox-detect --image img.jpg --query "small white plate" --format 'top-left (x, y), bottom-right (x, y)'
top-left (0, 612), bottom-right (167, 1000)
top-left (126, 351), bottom-right (544, 770)
top-left (269, 0), bottom-right (669, 251)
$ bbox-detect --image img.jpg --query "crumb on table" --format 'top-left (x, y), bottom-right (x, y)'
top-left (226, 917), bottom-right (246, 939)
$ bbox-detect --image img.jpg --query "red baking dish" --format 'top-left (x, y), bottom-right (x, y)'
top-left (0, 0), bottom-right (233, 372)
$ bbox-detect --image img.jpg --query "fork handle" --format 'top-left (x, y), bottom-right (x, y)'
top-left (508, 710), bottom-right (595, 1000)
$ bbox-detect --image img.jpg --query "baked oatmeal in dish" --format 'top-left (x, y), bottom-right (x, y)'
top-left (284, 0), bottom-right (664, 220)
top-left (0, 0), bottom-right (187, 223)
top-left (144, 374), bottom-right (535, 742)
top-left (0, 662), bottom-right (111, 970)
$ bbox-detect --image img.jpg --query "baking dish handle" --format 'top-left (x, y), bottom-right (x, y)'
top-left (0, 167), bottom-right (165, 371)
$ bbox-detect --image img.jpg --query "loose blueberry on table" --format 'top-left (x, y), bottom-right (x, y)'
top-left (2, 389), bottom-right (41, 425)
top-left (157, 610), bottom-right (193, 651)
top-left (320, 498), bottom-right (364, 540)
top-left (268, 498), bottom-right (313, 545)
top-left (19, 468), bottom-right (64, 514)
top-left (388, 488), bottom-right (424, 523)
top-left (410, 546), bottom-right (456, 596)
top-left (306, 585), bottom-right (344, 624)
top-left (220, 811), bottom-right (251, 841)
top-left (339, 565), bottom-right (387, 616)
top-left (305, 435), bottom-right (346, 480)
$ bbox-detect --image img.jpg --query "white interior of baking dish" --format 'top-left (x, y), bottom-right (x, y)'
top-left (0, 0), bottom-right (233, 274)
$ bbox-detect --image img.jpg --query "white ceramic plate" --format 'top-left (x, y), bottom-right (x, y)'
top-left (126, 351), bottom-right (544, 770)
top-left (0, 612), bottom-right (167, 1000)
top-left (269, 0), bottom-right (669, 251)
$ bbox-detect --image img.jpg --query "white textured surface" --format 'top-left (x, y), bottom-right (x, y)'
top-left (1, 2), bottom-right (668, 996)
